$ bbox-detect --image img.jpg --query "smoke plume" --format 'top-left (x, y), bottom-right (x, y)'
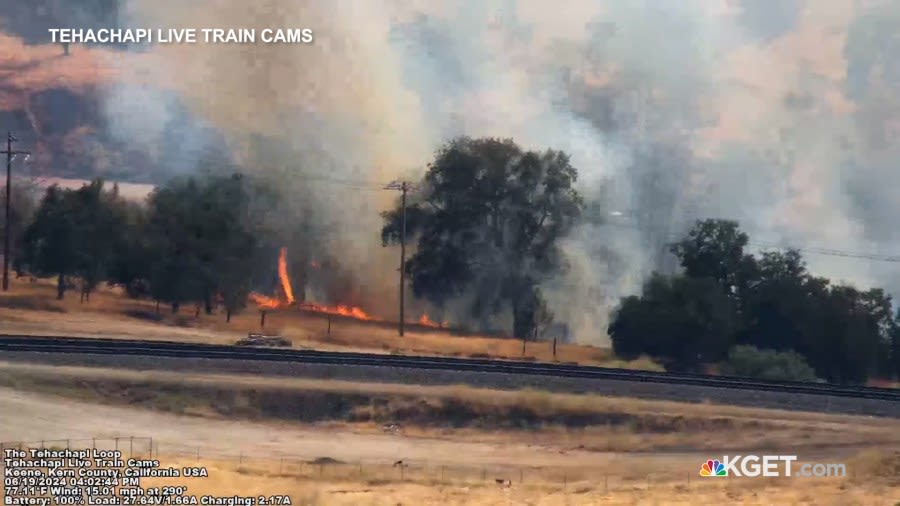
top-left (53, 0), bottom-right (900, 343)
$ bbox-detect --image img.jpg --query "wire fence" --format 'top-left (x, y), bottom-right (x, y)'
top-left (0, 436), bottom-right (699, 493)
top-left (0, 436), bottom-right (881, 497)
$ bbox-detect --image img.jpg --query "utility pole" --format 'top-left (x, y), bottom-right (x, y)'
top-left (385, 180), bottom-right (410, 336)
top-left (1, 132), bottom-right (29, 292)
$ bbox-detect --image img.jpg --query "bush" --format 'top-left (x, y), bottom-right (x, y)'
top-left (720, 345), bottom-right (821, 382)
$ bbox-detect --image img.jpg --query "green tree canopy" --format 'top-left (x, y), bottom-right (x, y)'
top-left (21, 180), bottom-right (128, 299)
top-left (611, 218), bottom-right (900, 384)
top-left (381, 137), bottom-right (584, 338)
top-left (144, 173), bottom-right (261, 316)
top-left (608, 273), bottom-right (737, 372)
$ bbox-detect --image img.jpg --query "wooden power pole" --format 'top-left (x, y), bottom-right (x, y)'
top-left (1, 132), bottom-right (30, 291)
top-left (385, 180), bottom-right (411, 336)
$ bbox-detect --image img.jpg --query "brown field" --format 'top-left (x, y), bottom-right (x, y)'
top-left (0, 276), bottom-right (656, 369)
top-left (1, 361), bottom-right (899, 504)
top-left (129, 453), bottom-right (900, 506)
top-left (2, 360), bottom-right (900, 456)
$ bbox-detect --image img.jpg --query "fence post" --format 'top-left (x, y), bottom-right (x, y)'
top-left (149, 439), bottom-right (153, 459)
top-left (40, 440), bottom-right (44, 449)
top-left (239, 452), bottom-right (243, 465)
top-left (196, 448), bottom-right (200, 462)
top-left (440, 466), bottom-right (444, 482)
top-left (129, 437), bottom-right (133, 458)
top-left (66, 439), bottom-right (70, 450)
top-left (327, 317), bottom-right (332, 337)
top-left (92, 438), bottom-right (96, 449)
top-left (552, 338), bottom-right (557, 360)
top-left (519, 468), bottom-right (523, 483)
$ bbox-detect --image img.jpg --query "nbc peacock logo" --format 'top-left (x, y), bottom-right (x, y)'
top-left (700, 459), bottom-right (728, 477)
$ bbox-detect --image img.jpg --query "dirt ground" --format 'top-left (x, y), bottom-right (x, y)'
top-left (2, 360), bottom-right (899, 454)
top-left (0, 386), bottom-right (672, 470)
top-left (1, 360), bottom-right (899, 505)
top-left (2, 387), bottom-right (898, 505)
top-left (135, 456), bottom-right (900, 506)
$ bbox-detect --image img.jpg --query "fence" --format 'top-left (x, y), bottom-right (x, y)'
top-left (0, 436), bottom-right (691, 493)
top-left (0, 436), bottom-right (153, 459)
top-left (0, 436), bottom-right (881, 497)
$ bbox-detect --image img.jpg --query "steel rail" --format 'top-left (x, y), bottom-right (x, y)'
top-left (1, 334), bottom-right (899, 401)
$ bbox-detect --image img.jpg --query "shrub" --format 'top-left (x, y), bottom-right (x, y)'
top-left (720, 345), bottom-right (821, 382)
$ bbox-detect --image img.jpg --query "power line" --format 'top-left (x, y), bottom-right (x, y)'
top-left (749, 242), bottom-right (900, 263)
top-left (595, 220), bottom-right (900, 264)
top-left (300, 173), bottom-right (391, 190)
top-left (294, 176), bottom-right (900, 264)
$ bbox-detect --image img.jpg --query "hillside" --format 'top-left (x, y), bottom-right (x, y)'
top-left (0, 31), bottom-right (209, 184)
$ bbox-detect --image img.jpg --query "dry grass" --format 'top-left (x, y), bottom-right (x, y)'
top-left (128, 452), bottom-right (900, 505)
top-left (2, 360), bottom-right (898, 454)
top-left (0, 276), bottom-right (656, 369)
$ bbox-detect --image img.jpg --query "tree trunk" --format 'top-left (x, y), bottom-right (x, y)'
top-left (511, 284), bottom-right (541, 340)
top-left (155, 300), bottom-right (160, 315)
top-left (512, 302), bottom-right (534, 340)
top-left (226, 309), bottom-right (232, 323)
top-left (80, 290), bottom-right (85, 303)
top-left (195, 304), bottom-right (201, 318)
top-left (171, 302), bottom-right (180, 314)
top-left (204, 292), bottom-right (213, 315)
top-left (56, 273), bottom-right (65, 300)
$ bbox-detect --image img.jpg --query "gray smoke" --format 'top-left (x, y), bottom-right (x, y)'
top-left (68, 0), bottom-right (900, 344)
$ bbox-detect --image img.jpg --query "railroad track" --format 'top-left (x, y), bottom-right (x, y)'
top-left (1, 334), bottom-right (899, 402)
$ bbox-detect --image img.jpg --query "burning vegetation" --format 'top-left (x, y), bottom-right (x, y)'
top-left (248, 247), bottom-right (447, 328)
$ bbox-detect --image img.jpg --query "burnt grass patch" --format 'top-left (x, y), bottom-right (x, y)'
top-left (0, 372), bottom-right (766, 434)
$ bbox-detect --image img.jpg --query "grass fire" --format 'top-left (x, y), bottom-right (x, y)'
top-left (249, 248), bottom-right (447, 329)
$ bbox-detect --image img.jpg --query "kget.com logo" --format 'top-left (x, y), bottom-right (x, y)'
top-left (699, 455), bottom-right (846, 478)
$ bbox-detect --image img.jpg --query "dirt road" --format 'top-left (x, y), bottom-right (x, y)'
top-left (0, 387), bottom-right (658, 470)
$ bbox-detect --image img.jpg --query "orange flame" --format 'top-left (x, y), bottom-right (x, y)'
top-left (418, 313), bottom-right (448, 328)
top-left (249, 292), bottom-right (281, 309)
top-left (278, 247), bottom-right (295, 304)
top-left (248, 247), bottom-right (451, 329)
top-left (300, 302), bottom-right (375, 320)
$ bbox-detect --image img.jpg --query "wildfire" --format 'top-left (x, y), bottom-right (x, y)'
top-left (299, 302), bottom-right (375, 320)
top-left (418, 313), bottom-right (448, 328)
top-left (249, 293), bottom-right (281, 309)
top-left (278, 247), bottom-right (295, 303)
top-left (248, 247), bottom-right (449, 328)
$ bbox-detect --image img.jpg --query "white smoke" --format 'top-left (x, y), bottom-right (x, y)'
top-left (85, 0), bottom-right (900, 344)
